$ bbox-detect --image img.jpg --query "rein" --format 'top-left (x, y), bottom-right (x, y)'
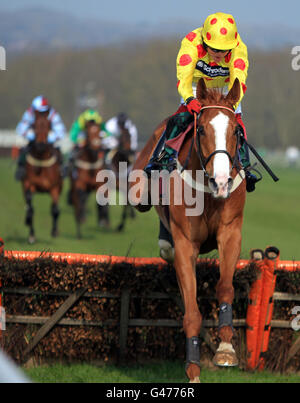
top-left (199, 105), bottom-right (236, 115)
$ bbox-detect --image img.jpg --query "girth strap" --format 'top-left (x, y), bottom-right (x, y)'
top-left (26, 153), bottom-right (57, 168)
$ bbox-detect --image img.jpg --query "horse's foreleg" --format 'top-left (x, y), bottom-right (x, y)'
top-left (117, 204), bottom-right (127, 232)
top-left (173, 233), bottom-right (201, 383)
top-left (50, 188), bottom-right (61, 238)
top-left (74, 188), bottom-right (87, 238)
top-left (117, 188), bottom-right (136, 231)
top-left (24, 189), bottom-right (35, 244)
top-left (97, 204), bottom-right (110, 229)
top-left (214, 221), bottom-right (243, 367)
top-left (50, 202), bottom-right (60, 237)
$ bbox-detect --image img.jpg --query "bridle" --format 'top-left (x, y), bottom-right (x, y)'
top-left (193, 106), bottom-right (242, 179)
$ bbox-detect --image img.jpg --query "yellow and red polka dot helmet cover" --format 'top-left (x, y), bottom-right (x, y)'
top-left (202, 12), bottom-right (239, 50)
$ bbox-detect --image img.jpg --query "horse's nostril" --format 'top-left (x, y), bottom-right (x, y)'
top-left (209, 177), bottom-right (218, 190)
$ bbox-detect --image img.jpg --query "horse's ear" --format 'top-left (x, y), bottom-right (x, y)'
top-left (196, 78), bottom-right (208, 102)
top-left (225, 78), bottom-right (240, 107)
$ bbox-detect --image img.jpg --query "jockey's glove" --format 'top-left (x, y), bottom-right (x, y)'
top-left (47, 132), bottom-right (57, 144)
top-left (186, 97), bottom-right (202, 115)
top-left (25, 129), bottom-right (35, 142)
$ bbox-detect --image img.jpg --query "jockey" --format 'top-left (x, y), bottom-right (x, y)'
top-left (145, 12), bottom-right (259, 192)
top-left (103, 112), bottom-right (138, 154)
top-left (68, 109), bottom-right (110, 177)
top-left (69, 109), bottom-right (111, 146)
top-left (15, 95), bottom-right (66, 180)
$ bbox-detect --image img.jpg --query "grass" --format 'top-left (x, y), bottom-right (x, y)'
top-left (24, 362), bottom-right (300, 383)
top-left (0, 158), bottom-right (159, 257)
top-left (0, 158), bottom-right (299, 260)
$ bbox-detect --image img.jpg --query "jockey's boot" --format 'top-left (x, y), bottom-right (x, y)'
top-left (239, 139), bottom-right (261, 193)
top-left (144, 147), bottom-right (177, 177)
top-left (144, 124), bottom-right (177, 177)
top-left (144, 112), bottom-right (191, 177)
top-left (54, 147), bottom-right (67, 177)
top-left (236, 114), bottom-right (261, 193)
top-left (67, 146), bottom-right (79, 178)
top-left (15, 145), bottom-right (30, 181)
top-left (66, 147), bottom-right (79, 205)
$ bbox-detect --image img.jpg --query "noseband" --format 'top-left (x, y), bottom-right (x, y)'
top-left (193, 106), bottom-right (242, 178)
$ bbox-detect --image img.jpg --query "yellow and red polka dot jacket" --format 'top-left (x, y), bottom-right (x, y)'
top-left (176, 27), bottom-right (248, 110)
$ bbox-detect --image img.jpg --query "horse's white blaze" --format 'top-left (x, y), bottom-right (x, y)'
top-left (209, 112), bottom-right (230, 178)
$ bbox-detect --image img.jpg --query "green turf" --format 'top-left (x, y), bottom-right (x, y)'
top-left (24, 362), bottom-right (300, 383)
top-left (0, 158), bottom-right (299, 260)
top-left (0, 158), bottom-right (159, 257)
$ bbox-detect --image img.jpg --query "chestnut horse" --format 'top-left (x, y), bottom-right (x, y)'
top-left (130, 78), bottom-right (246, 382)
top-left (22, 112), bottom-right (63, 243)
top-left (69, 121), bottom-right (107, 239)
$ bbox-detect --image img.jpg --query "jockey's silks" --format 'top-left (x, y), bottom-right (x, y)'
top-left (176, 27), bottom-right (249, 111)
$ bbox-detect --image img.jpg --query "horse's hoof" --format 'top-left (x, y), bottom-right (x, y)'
top-left (189, 377), bottom-right (201, 383)
top-left (135, 204), bottom-right (152, 213)
top-left (99, 219), bottom-right (110, 230)
top-left (51, 230), bottom-right (58, 238)
top-left (212, 342), bottom-right (238, 367)
top-left (159, 239), bottom-right (174, 264)
top-left (28, 236), bottom-right (36, 244)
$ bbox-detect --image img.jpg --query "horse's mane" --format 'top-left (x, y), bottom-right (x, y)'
top-left (197, 88), bottom-right (227, 105)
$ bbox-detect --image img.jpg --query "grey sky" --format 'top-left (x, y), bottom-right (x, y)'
top-left (1, 0), bottom-right (300, 27)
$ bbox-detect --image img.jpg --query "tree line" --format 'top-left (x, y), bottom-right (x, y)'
top-left (0, 39), bottom-right (299, 149)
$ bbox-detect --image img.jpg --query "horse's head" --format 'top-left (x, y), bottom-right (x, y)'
top-left (85, 121), bottom-right (102, 151)
top-left (32, 111), bottom-right (51, 153)
top-left (119, 126), bottom-right (131, 152)
top-left (195, 78), bottom-right (242, 199)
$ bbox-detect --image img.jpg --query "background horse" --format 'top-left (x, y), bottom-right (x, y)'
top-left (108, 125), bottom-right (136, 231)
top-left (130, 78), bottom-right (246, 383)
top-left (69, 121), bottom-right (107, 239)
top-left (22, 112), bottom-right (63, 243)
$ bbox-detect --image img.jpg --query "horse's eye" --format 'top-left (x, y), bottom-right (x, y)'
top-left (198, 125), bottom-right (205, 136)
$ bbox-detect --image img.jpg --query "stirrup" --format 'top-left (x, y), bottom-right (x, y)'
top-left (144, 151), bottom-right (177, 177)
top-left (246, 163), bottom-right (263, 181)
top-left (245, 163), bottom-right (262, 192)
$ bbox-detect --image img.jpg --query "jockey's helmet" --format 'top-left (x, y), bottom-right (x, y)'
top-left (31, 96), bottom-right (50, 112)
top-left (81, 109), bottom-right (103, 125)
top-left (117, 112), bottom-right (128, 127)
top-left (202, 12), bottom-right (239, 50)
